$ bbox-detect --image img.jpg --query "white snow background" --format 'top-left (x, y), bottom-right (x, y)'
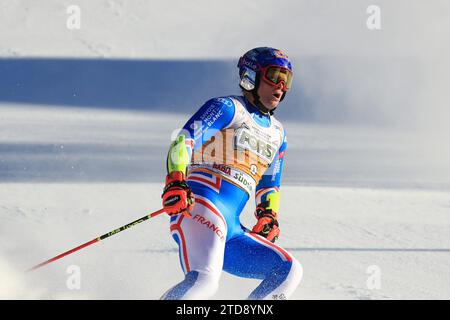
top-left (0, 0), bottom-right (449, 299)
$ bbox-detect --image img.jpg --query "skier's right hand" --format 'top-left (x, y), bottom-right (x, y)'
top-left (162, 171), bottom-right (195, 218)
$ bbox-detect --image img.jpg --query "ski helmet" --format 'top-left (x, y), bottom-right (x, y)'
top-left (237, 47), bottom-right (293, 113)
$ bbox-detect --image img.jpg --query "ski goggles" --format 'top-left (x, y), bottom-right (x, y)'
top-left (261, 65), bottom-right (293, 91)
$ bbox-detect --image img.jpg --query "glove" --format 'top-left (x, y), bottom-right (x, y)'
top-left (162, 171), bottom-right (195, 218)
top-left (251, 203), bottom-right (280, 243)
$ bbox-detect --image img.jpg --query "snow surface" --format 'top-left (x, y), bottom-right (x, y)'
top-left (1, 0), bottom-right (450, 300)
top-left (1, 105), bottom-right (449, 300)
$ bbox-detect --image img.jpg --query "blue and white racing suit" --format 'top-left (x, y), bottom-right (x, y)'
top-left (161, 95), bottom-right (303, 300)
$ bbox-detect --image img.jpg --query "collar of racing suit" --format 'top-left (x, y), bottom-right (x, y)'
top-left (242, 95), bottom-right (274, 118)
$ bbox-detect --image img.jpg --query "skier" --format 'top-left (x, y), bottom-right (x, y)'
top-left (160, 47), bottom-right (303, 300)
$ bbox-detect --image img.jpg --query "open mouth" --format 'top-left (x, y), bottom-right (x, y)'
top-left (272, 92), bottom-right (282, 100)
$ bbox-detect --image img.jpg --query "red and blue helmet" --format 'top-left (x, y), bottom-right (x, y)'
top-left (237, 47), bottom-right (293, 93)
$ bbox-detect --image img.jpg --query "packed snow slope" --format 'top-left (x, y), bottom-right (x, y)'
top-left (1, 0), bottom-right (450, 299)
top-left (0, 105), bottom-right (449, 300)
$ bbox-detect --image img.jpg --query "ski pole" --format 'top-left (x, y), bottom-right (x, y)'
top-left (26, 208), bottom-right (166, 272)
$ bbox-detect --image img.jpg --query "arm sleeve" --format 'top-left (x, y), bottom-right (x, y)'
top-left (166, 97), bottom-right (236, 174)
top-left (254, 131), bottom-right (287, 212)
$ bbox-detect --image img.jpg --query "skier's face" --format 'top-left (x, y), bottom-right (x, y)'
top-left (257, 80), bottom-right (284, 110)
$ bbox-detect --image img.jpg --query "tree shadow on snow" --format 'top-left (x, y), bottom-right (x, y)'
top-left (0, 57), bottom-right (420, 183)
top-left (0, 57), bottom-right (313, 118)
top-left (0, 57), bottom-right (313, 182)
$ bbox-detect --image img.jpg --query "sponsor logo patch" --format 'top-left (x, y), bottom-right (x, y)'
top-left (213, 163), bottom-right (232, 175)
top-left (234, 127), bottom-right (277, 163)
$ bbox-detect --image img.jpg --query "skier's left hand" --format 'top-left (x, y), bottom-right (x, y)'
top-left (251, 205), bottom-right (280, 243)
